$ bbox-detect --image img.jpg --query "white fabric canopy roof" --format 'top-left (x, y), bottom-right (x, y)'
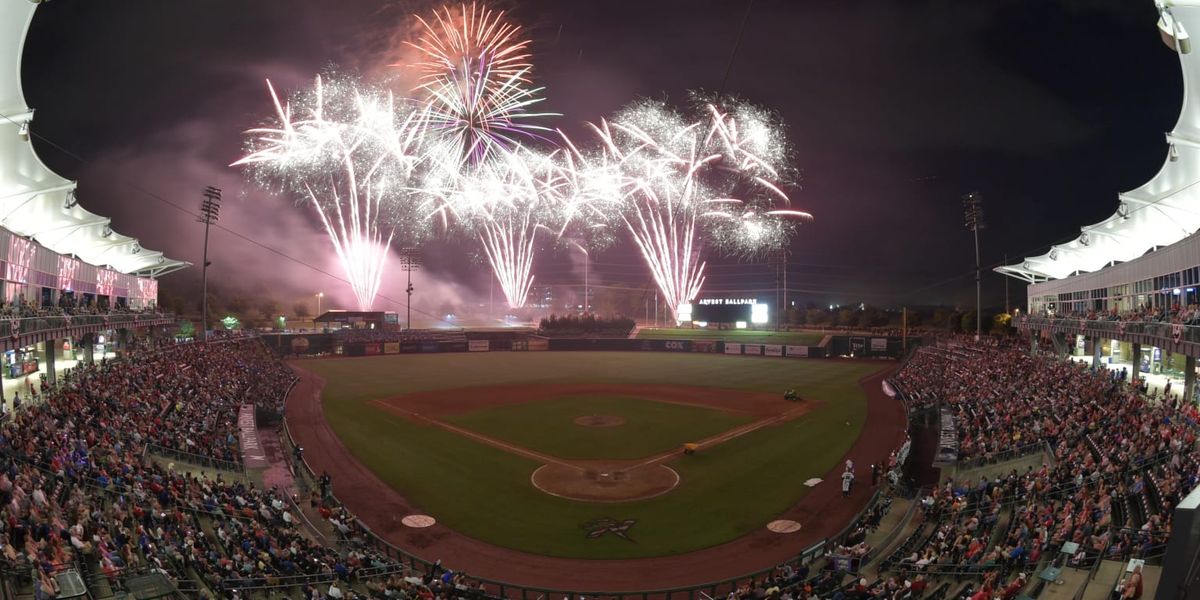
top-left (0, 1), bottom-right (187, 278)
top-left (998, 1), bottom-right (1200, 284)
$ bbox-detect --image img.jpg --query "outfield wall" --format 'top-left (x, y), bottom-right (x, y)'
top-left (261, 332), bottom-right (914, 359)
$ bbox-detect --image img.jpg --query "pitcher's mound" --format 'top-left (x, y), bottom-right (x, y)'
top-left (531, 461), bottom-right (679, 502)
top-left (572, 415), bottom-right (626, 427)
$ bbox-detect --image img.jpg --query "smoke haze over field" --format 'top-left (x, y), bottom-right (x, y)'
top-left (17, 0), bottom-right (1179, 312)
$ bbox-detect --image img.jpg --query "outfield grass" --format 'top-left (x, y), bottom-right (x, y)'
top-left (304, 352), bottom-right (883, 559)
top-left (444, 394), bottom-right (755, 460)
top-left (635, 328), bottom-right (825, 346)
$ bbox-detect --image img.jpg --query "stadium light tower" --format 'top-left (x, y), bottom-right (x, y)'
top-left (199, 186), bottom-right (222, 342)
top-left (963, 192), bottom-right (985, 341)
top-left (572, 241), bottom-right (589, 313)
top-left (399, 249), bottom-right (421, 330)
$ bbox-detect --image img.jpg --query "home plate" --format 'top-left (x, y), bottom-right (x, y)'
top-left (804, 478), bottom-right (822, 487)
top-left (767, 520), bottom-right (802, 533)
top-left (401, 514), bottom-right (436, 528)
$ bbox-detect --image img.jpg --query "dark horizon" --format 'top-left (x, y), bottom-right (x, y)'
top-left (16, 0), bottom-right (1176, 315)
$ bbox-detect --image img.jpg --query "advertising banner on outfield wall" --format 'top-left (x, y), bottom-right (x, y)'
top-left (870, 338), bottom-right (888, 352)
top-left (640, 339), bottom-right (690, 352)
top-left (383, 342), bottom-right (400, 354)
top-left (764, 344), bottom-right (783, 357)
top-left (364, 343), bottom-right (381, 355)
top-left (725, 343), bottom-right (742, 354)
top-left (547, 339), bottom-right (640, 351)
top-left (527, 337), bottom-right (549, 351)
top-left (420, 343), bottom-right (439, 353)
top-left (400, 342), bottom-right (421, 353)
top-left (693, 340), bottom-right (718, 353)
top-left (468, 340), bottom-right (490, 352)
top-left (786, 345), bottom-right (809, 357)
top-left (744, 344), bottom-right (763, 355)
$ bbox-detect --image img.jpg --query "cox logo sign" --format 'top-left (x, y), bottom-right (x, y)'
top-left (663, 341), bottom-right (686, 351)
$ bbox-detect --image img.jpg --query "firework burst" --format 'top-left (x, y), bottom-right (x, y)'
top-left (569, 97), bottom-right (808, 319)
top-left (233, 75), bottom-right (426, 311)
top-left (424, 147), bottom-right (574, 309)
top-left (406, 2), bottom-right (562, 309)
top-left (405, 3), bottom-right (532, 87)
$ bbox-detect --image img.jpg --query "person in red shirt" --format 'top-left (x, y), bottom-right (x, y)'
top-left (1000, 573), bottom-right (1027, 600)
top-left (909, 575), bottom-right (928, 596)
top-left (971, 572), bottom-right (997, 600)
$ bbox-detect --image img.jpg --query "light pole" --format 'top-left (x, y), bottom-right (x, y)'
top-left (772, 248), bottom-right (789, 331)
top-left (963, 192), bottom-right (985, 341)
top-left (198, 187), bottom-right (221, 342)
top-left (572, 242), bottom-right (589, 313)
top-left (399, 249), bottom-right (421, 330)
top-left (315, 292), bottom-right (323, 326)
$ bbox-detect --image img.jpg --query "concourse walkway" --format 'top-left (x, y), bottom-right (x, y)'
top-left (1069, 357), bottom-right (1185, 404)
top-left (0, 350), bottom-right (117, 413)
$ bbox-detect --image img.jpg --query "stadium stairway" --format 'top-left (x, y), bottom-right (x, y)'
top-left (1141, 565), bottom-right (1163, 599)
top-left (1080, 561), bottom-right (1161, 600)
top-left (1081, 560), bottom-right (1125, 600)
top-left (858, 496), bottom-right (920, 579)
top-left (1036, 567), bottom-right (1089, 600)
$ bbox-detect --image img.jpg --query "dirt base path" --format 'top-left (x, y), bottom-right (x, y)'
top-left (370, 386), bottom-right (814, 502)
top-left (285, 361), bottom-right (904, 592)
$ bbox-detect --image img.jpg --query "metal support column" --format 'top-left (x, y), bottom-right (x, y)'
top-left (42, 339), bottom-right (55, 386)
top-left (1185, 355), bottom-right (1196, 405)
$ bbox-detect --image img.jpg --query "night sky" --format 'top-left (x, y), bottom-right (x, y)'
top-left (16, 0), bottom-right (1177, 315)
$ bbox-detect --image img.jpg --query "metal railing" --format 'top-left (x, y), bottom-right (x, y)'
top-left (0, 311), bottom-right (174, 339)
top-left (144, 442), bottom-right (243, 473)
top-left (954, 441), bottom-right (1047, 471)
top-left (1018, 315), bottom-right (1200, 347)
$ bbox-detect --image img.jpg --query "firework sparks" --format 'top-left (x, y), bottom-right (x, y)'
top-left (425, 148), bottom-right (574, 309)
top-left (405, 3), bottom-right (532, 87)
top-left (416, 62), bottom-right (556, 172)
top-left (233, 75), bottom-right (426, 311)
top-left (405, 2), bottom-right (555, 171)
top-left (568, 97), bottom-right (808, 319)
top-left (406, 3), bottom-right (562, 309)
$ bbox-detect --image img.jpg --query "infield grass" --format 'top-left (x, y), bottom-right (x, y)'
top-left (303, 352), bottom-right (884, 559)
top-left (635, 328), bottom-right (824, 346)
top-left (443, 394), bottom-right (755, 460)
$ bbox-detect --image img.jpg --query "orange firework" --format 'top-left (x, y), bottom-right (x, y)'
top-left (406, 3), bottom-right (533, 87)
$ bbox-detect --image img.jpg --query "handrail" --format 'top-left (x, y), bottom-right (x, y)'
top-left (954, 441), bottom-right (1046, 470)
top-left (1017, 315), bottom-right (1200, 346)
top-left (0, 311), bottom-right (174, 338)
top-left (891, 562), bottom-right (1004, 576)
top-left (144, 442), bottom-right (243, 473)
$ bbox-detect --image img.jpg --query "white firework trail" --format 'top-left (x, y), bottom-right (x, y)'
top-left (233, 75), bottom-right (426, 311)
top-left (566, 97), bottom-right (809, 320)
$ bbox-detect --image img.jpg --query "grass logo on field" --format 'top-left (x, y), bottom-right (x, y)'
top-left (581, 517), bottom-right (637, 541)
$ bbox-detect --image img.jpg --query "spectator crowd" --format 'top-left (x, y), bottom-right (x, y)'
top-left (0, 337), bottom-right (473, 599)
top-left (886, 338), bottom-right (1186, 581)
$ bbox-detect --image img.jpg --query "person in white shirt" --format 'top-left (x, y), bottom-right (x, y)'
top-left (328, 581), bottom-right (345, 599)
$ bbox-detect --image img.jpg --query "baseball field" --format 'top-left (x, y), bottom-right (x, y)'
top-left (298, 352), bottom-right (887, 559)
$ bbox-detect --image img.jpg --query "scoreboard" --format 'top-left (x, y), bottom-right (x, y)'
top-left (679, 298), bottom-right (769, 324)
